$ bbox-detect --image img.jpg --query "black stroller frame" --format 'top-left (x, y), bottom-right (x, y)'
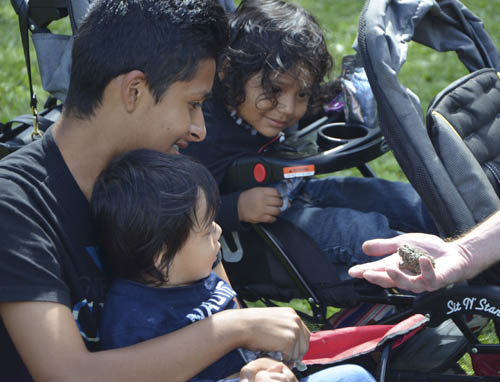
top-left (4, 0), bottom-right (500, 380)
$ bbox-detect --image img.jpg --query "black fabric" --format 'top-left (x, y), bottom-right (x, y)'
top-left (412, 0), bottom-right (500, 72)
top-left (426, 68), bottom-right (500, 222)
top-left (426, 69), bottom-right (500, 283)
top-left (0, 129), bottom-right (108, 380)
top-left (223, 218), bottom-right (360, 308)
top-left (261, 219), bottom-right (360, 307)
top-left (427, 69), bottom-right (500, 199)
top-left (357, 0), bottom-right (500, 237)
top-left (1, 114), bottom-right (54, 134)
top-left (0, 323), bottom-right (32, 382)
top-left (182, 98), bottom-right (272, 232)
top-left (1, 104), bottom-right (62, 159)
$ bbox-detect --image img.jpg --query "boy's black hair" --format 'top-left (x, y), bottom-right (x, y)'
top-left (64, 0), bottom-right (229, 120)
top-left (215, 0), bottom-right (337, 116)
top-left (90, 150), bottom-right (220, 286)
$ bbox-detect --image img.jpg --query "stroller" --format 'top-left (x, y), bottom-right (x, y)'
top-left (3, 0), bottom-right (500, 380)
top-left (218, 0), bottom-right (500, 378)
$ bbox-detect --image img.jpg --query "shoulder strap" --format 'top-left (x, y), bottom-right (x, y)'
top-left (13, 0), bottom-right (43, 140)
top-left (1, 115), bottom-right (54, 134)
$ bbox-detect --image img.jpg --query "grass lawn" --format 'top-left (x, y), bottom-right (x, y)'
top-left (2, 0), bottom-right (500, 376)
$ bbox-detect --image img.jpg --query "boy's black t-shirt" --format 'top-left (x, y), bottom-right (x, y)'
top-left (0, 129), bottom-right (108, 381)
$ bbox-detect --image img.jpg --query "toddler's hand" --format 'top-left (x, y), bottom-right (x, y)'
top-left (238, 307), bottom-right (309, 362)
top-left (238, 187), bottom-right (282, 223)
top-left (240, 358), bottom-right (297, 382)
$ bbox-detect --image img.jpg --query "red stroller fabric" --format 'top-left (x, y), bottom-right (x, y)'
top-left (471, 354), bottom-right (500, 376)
top-left (303, 314), bottom-right (428, 365)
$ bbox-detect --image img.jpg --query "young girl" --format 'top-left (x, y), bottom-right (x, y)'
top-left (183, 0), bottom-right (437, 268)
top-left (92, 149), bottom-right (375, 382)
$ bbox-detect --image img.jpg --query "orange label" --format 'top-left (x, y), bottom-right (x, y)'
top-left (283, 165), bottom-right (315, 179)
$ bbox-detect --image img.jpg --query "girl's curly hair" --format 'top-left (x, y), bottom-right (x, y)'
top-left (214, 0), bottom-right (338, 116)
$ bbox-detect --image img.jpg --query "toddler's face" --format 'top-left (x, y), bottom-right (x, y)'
top-left (236, 70), bottom-right (312, 137)
top-left (166, 192), bottom-right (222, 286)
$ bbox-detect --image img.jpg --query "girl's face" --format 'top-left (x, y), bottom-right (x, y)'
top-left (236, 70), bottom-right (312, 137)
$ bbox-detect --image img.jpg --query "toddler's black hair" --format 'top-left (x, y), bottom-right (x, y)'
top-left (91, 150), bottom-right (220, 286)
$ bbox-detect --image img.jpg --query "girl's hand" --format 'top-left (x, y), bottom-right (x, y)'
top-left (238, 187), bottom-right (283, 223)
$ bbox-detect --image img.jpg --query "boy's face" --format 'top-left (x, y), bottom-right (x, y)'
top-left (166, 192), bottom-right (222, 286)
top-left (129, 59), bottom-right (216, 154)
top-left (236, 70), bottom-right (311, 138)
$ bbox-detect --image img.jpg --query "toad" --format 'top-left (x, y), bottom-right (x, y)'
top-left (398, 244), bottom-right (435, 274)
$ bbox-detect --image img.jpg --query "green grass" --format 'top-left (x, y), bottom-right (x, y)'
top-left (2, 0), bottom-right (500, 376)
top-left (0, 0), bottom-right (39, 122)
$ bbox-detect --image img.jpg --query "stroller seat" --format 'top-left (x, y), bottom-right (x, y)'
top-left (219, 104), bottom-right (394, 322)
top-left (356, 0), bottom-right (500, 378)
top-left (222, 0), bottom-right (500, 378)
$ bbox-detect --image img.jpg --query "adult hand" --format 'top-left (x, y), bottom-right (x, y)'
top-left (240, 358), bottom-right (297, 382)
top-left (348, 233), bottom-right (470, 293)
top-left (236, 307), bottom-right (310, 362)
top-left (238, 187), bottom-right (282, 224)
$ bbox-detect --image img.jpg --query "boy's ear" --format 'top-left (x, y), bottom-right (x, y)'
top-left (121, 70), bottom-right (148, 113)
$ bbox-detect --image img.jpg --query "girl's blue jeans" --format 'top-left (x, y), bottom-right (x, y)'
top-left (280, 176), bottom-right (438, 266)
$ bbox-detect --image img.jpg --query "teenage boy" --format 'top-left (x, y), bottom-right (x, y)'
top-left (0, 1), bottom-right (309, 381)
